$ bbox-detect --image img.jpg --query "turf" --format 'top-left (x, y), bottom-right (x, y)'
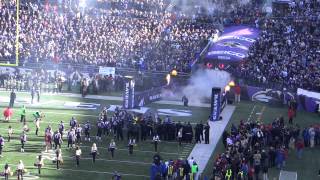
top-left (2, 91), bottom-right (319, 180)
top-left (0, 91), bottom-right (210, 180)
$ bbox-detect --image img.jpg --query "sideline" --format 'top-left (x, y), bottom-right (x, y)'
top-left (187, 105), bottom-right (236, 178)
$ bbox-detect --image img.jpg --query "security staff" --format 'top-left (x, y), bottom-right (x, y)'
top-left (178, 166), bottom-right (184, 180)
top-left (225, 168), bottom-right (232, 180)
top-left (20, 105), bottom-right (26, 123)
top-left (191, 162), bottom-right (198, 180)
top-left (204, 122), bottom-right (210, 144)
top-left (167, 163), bottom-right (174, 180)
top-left (9, 90), bottom-right (16, 108)
top-left (194, 124), bottom-right (201, 143)
top-left (237, 170), bottom-right (244, 180)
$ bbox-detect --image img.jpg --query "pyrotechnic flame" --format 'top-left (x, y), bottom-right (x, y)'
top-left (166, 74), bottom-right (171, 86)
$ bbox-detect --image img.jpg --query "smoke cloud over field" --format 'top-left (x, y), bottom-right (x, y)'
top-left (181, 69), bottom-right (231, 105)
top-left (169, 0), bottom-right (251, 16)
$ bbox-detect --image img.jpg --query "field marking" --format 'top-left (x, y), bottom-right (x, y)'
top-left (247, 104), bottom-right (256, 122)
top-left (0, 173), bottom-right (39, 180)
top-left (257, 106), bottom-right (266, 122)
top-left (40, 150), bottom-right (151, 165)
top-left (73, 145), bottom-right (179, 155)
top-left (1, 138), bottom-right (181, 155)
top-left (0, 163), bottom-right (148, 178)
top-left (279, 170), bottom-right (298, 180)
top-left (44, 111), bottom-right (99, 118)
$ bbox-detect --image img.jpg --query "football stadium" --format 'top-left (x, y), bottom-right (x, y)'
top-left (0, 0), bottom-right (320, 180)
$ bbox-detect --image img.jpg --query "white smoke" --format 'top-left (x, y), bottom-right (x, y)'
top-left (169, 0), bottom-right (252, 17)
top-left (182, 69), bottom-right (231, 105)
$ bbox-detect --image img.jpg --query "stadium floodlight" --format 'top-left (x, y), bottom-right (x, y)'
top-left (79, 0), bottom-right (86, 8)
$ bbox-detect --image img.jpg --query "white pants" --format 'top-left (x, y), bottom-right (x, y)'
top-left (235, 94), bottom-right (241, 103)
top-left (310, 138), bottom-right (315, 148)
top-left (263, 173), bottom-right (269, 180)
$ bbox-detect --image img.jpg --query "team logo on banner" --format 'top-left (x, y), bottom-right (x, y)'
top-left (206, 26), bottom-right (260, 62)
top-left (211, 88), bottom-right (221, 121)
top-left (124, 82), bottom-right (130, 109)
top-left (218, 41), bottom-right (248, 50)
top-left (252, 89), bottom-right (295, 103)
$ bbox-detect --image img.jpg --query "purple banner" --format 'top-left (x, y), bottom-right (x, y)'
top-left (241, 85), bottom-right (319, 113)
top-left (206, 26), bottom-right (260, 62)
top-left (211, 88), bottom-right (222, 121)
top-left (244, 85), bottom-right (295, 104)
top-left (134, 87), bottom-right (162, 108)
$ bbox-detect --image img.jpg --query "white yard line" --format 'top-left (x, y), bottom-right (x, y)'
top-left (2, 138), bottom-right (180, 155)
top-left (257, 106), bottom-right (266, 122)
top-left (247, 104), bottom-right (256, 122)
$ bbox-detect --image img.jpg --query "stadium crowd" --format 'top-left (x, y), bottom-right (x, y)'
top-left (237, 0), bottom-right (320, 91)
top-left (0, 0), bottom-right (265, 73)
top-left (210, 108), bottom-right (320, 180)
top-left (0, 0), bottom-right (211, 73)
top-left (1, 0), bottom-right (320, 92)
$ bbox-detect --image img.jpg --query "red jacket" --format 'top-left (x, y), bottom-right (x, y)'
top-left (288, 108), bottom-right (294, 118)
top-left (296, 140), bottom-right (304, 150)
top-left (235, 86), bottom-right (241, 95)
top-left (3, 108), bottom-right (13, 117)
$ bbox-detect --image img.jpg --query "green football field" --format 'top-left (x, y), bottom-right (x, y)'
top-left (1, 91), bottom-right (320, 180)
top-left (0, 91), bottom-right (210, 180)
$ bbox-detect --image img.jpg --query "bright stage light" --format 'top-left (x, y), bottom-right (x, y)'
top-left (166, 74), bottom-right (171, 85)
top-left (171, 69), bottom-right (178, 76)
top-left (228, 81), bottom-right (235, 87)
top-left (225, 85), bottom-right (231, 92)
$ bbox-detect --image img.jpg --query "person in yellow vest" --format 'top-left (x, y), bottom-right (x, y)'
top-left (167, 162), bottom-right (174, 180)
top-left (191, 162), bottom-right (198, 180)
top-left (225, 168), bottom-right (232, 180)
top-left (237, 170), bottom-right (244, 180)
top-left (178, 166), bottom-right (184, 180)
